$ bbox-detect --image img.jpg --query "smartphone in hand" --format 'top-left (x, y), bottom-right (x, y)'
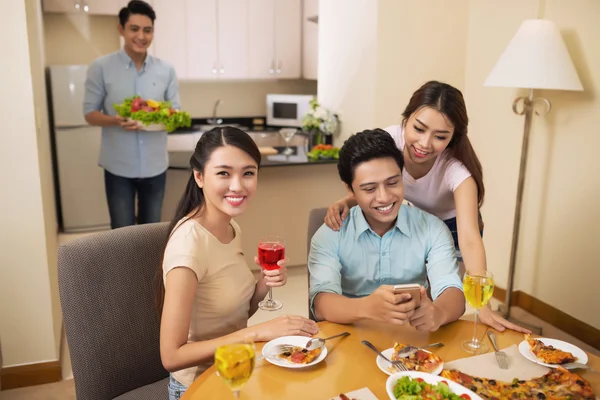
top-left (392, 283), bottom-right (421, 307)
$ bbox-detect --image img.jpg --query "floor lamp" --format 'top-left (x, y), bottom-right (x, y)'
top-left (483, 19), bottom-right (583, 332)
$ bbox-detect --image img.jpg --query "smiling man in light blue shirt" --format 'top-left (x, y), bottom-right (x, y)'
top-left (83, 1), bottom-right (180, 229)
top-left (309, 129), bottom-right (465, 331)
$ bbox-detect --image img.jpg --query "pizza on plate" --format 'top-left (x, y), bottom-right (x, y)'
top-left (525, 334), bottom-right (577, 365)
top-left (441, 367), bottom-right (595, 400)
top-left (278, 346), bottom-right (322, 364)
top-left (391, 343), bottom-right (443, 373)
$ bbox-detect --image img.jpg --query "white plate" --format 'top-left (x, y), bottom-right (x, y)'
top-left (518, 338), bottom-right (588, 368)
top-left (261, 336), bottom-right (327, 369)
top-left (127, 118), bottom-right (166, 131)
top-left (376, 348), bottom-right (443, 376)
top-left (386, 371), bottom-right (483, 400)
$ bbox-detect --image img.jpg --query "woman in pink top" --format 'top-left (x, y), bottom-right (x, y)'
top-left (324, 81), bottom-right (530, 334)
top-left (158, 127), bottom-right (318, 399)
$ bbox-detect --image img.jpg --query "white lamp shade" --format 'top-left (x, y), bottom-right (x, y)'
top-left (485, 19), bottom-right (583, 91)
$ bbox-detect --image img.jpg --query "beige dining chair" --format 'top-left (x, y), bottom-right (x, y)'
top-left (307, 208), bottom-right (328, 321)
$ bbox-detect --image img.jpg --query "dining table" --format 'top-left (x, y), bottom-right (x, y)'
top-left (181, 319), bottom-right (600, 399)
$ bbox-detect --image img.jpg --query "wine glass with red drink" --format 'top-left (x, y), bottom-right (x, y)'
top-left (257, 236), bottom-right (285, 311)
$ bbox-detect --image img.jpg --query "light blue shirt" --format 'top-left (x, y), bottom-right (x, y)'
top-left (83, 49), bottom-right (180, 178)
top-left (308, 205), bottom-right (463, 317)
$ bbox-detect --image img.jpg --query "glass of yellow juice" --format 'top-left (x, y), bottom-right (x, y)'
top-left (461, 270), bottom-right (495, 354)
top-left (215, 343), bottom-right (256, 398)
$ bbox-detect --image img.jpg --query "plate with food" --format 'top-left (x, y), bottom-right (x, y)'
top-left (262, 336), bottom-right (327, 369)
top-left (441, 367), bottom-right (595, 399)
top-left (386, 371), bottom-right (482, 400)
top-left (377, 343), bottom-right (444, 376)
top-left (518, 334), bottom-right (588, 368)
top-left (113, 96), bottom-right (191, 133)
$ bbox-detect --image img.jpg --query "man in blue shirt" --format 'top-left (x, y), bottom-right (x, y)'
top-left (83, 1), bottom-right (180, 229)
top-left (309, 129), bottom-right (465, 331)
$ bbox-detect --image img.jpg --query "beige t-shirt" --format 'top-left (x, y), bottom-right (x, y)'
top-left (162, 218), bottom-right (256, 387)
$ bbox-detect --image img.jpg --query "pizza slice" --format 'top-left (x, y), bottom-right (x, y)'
top-left (278, 346), bottom-right (322, 364)
top-left (391, 342), bottom-right (443, 373)
top-left (525, 334), bottom-right (577, 365)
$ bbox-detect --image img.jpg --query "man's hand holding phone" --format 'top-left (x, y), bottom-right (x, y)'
top-left (409, 286), bottom-right (444, 332)
top-left (361, 284), bottom-right (420, 325)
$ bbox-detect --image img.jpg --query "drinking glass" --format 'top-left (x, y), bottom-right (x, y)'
top-left (215, 342), bottom-right (255, 398)
top-left (461, 270), bottom-right (495, 354)
top-left (257, 236), bottom-right (285, 311)
top-left (279, 128), bottom-right (297, 155)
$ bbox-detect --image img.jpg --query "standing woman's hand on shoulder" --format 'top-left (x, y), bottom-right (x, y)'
top-left (324, 197), bottom-right (350, 231)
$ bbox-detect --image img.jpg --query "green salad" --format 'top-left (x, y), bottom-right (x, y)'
top-left (113, 96), bottom-right (191, 133)
top-left (393, 376), bottom-right (471, 400)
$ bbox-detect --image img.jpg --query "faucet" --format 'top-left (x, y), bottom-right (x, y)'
top-left (207, 99), bottom-right (223, 125)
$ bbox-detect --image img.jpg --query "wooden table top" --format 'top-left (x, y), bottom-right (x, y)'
top-left (182, 320), bottom-right (600, 399)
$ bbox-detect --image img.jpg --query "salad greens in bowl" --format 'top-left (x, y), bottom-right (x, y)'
top-left (113, 96), bottom-right (191, 133)
top-left (386, 372), bottom-right (482, 400)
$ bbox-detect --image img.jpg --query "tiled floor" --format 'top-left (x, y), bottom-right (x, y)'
top-left (2, 232), bottom-right (597, 399)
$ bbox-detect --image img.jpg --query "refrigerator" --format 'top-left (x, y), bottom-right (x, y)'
top-left (47, 65), bottom-right (111, 232)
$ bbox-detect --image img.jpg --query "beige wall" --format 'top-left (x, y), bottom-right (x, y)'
top-left (373, 0), bottom-right (470, 126)
top-left (43, 13), bottom-right (317, 117)
top-left (317, 0), bottom-right (378, 142)
top-left (466, 0), bottom-right (600, 329)
top-left (0, 1), bottom-right (58, 367)
top-left (318, 0), bottom-right (470, 143)
top-left (25, 0), bottom-right (62, 358)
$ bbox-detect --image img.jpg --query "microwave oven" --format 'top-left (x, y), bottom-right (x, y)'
top-left (266, 94), bottom-right (314, 128)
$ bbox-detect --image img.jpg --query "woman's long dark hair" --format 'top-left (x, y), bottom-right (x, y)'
top-left (402, 80), bottom-right (485, 207)
top-left (155, 126), bottom-right (261, 314)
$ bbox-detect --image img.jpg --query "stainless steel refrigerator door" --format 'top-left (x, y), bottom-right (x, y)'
top-left (55, 126), bottom-right (110, 232)
top-left (48, 65), bottom-right (89, 127)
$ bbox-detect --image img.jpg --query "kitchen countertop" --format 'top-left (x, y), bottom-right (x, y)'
top-left (169, 145), bottom-right (338, 169)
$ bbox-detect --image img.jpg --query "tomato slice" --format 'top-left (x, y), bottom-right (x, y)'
top-left (290, 351), bottom-right (306, 363)
top-left (460, 394), bottom-right (471, 399)
top-left (416, 377), bottom-right (425, 383)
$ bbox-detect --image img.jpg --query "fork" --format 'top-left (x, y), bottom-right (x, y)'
top-left (255, 344), bottom-right (297, 362)
top-left (487, 331), bottom-right (508, 369)
top-left (361, 340), bottom-right (408, 371)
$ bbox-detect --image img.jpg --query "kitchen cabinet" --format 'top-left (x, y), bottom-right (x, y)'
top-left (152, 0), bottom-right (187, 77)
top-left (248, 0), bottom-right (301, 79)
top-left (216, 0), bottom-right (249, 79)
top-left (43, 0), bottom-right (121, 15)
top-left (302, 0), bottom-right (318, 80)
top-left (186, 0), bottom-right (249, 80)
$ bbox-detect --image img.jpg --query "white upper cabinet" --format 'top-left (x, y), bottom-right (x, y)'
top-left (46, 0), bottom-right (307, 81)
top-left (152, 0), bottom-right (187, 78)
top-left (248, 0), bottom-right (301, 79)
top-left (247, 0), bottom-right (275, 79)
top-left (274, 0), bottom-right (302, 78)
top-left (217, 0), bottom-right (249, 79)
top-left (43, 0), bottom-right (121, 15)
top-left (185, 0), bottom-right (218, 80)
top-left (302, 0), bottom-right (318, 80)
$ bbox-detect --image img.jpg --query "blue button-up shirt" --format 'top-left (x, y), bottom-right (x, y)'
top-left (308, 205), bottom-right (463, 316)
top-left (83, 49), bottom-right (180, 178)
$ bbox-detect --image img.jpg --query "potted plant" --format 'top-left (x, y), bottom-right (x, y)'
top-left (301, 98), bottom-right (340, 148)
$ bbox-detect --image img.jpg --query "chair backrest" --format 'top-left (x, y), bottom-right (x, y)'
top-left (58, 222), bottom-right (170, 400)
top-left (306, 208), bottom-right (327, 320)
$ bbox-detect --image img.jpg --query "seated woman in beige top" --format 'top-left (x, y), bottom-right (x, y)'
top-left (158, 127), bottom-right (318, 399)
